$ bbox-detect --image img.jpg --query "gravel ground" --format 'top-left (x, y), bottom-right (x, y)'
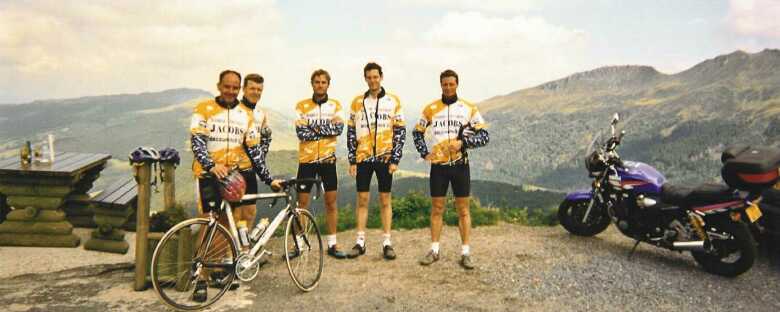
top-left (1, 223), bottom-right (779, 311)
top-left (0, 228), bottom-right (136, 279)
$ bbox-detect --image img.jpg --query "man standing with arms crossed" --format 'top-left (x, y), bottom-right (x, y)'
top-left (294, 69), bottom-right (348, 259)
top-left (346, 62), bottom-right (406, 260)
top-left (413, 69), bottom-right (489, 270)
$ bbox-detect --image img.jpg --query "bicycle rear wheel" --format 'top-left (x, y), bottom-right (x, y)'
top-left (151, 218), bottom-right (238, 310)
top-left (284, 209), bottom-right (324, 291)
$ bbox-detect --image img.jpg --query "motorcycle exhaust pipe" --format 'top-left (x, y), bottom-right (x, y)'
top-left (672, 241), bottom-right (706, 251)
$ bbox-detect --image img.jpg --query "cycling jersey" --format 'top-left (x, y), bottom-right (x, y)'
top-left (295, 95), bottom-right (344, 164)
top-left (190, 97), bottom-right (271, 184)
top-left (413, 95), bottom-right (489, 165)
top-left (239, 97), bottom-right (273, 184)
top-left (347, 87), bottom-right (406, 164)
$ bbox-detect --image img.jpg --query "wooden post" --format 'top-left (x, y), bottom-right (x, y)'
top-left (175, 227), bottom-right (192, 291)
top-left (161, 162), bottom-right (176, 212)
top-left (134, 163), bottom-right (152, 291)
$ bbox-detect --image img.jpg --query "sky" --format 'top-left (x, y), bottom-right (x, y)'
top-left (1, 0), bottom-right (778, 115)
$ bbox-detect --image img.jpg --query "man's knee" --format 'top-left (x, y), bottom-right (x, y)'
top-left (357, 192), bottom-right (370, 207)
top-left (457, 207), bottom-right (470, 219)
top-left (431, 198), bottom-right (446, 216)
top-left (379, 193), bottom-right (391, 206)
top-left (455, 198), bottom-right (470, 218)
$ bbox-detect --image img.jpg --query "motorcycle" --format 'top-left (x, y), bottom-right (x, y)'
top-left (558, 113), bottom-right (779, 277)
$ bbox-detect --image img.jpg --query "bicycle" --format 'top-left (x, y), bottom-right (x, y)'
top-left (150, 177), bottom-right (324, 310)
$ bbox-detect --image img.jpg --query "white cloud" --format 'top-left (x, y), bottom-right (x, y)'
top-left (727, 0), bottom-right (780, 39)
top-left (395, 0), bottom-right (539, 13)
top-left (0, 1), bottom-right (589, 118)
top-left (0, 0), bottom-right (285, 103)
top-left (394, 11), bottom-right (588, 103)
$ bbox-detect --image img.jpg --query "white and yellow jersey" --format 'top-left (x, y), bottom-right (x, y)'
top-left (295, 96), bottom-right (344, 164)
top-left (190, 97), bottom-right (258, 177)
top-left (241, 99), bottom-right (269, 140)
top-left (347, 88), bottom-right (406, 164)
top-left (413, 96), bottom-right (489, 165)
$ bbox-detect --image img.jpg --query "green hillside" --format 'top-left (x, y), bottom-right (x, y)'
top-left (472, 49), bottom-right (780, 189)
top-left (2, 50), bottom-right (777, 212)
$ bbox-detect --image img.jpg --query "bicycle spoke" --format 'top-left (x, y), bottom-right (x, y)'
top-left (285, 210), bottom-right (323, 291)
top-left (152, 219), bottom-right (238, 310)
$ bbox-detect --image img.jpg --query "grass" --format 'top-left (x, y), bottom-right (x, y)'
top-left (314, 191), bottom-right (558, 232)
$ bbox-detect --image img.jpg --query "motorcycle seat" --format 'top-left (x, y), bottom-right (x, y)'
top-left (661, 183), bottom-right (736, 207)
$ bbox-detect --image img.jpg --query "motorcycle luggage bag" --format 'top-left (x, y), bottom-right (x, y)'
top-left (721, 144), bottom-right (750, 164)
top-left (721, 146), bottom-right (780, 191)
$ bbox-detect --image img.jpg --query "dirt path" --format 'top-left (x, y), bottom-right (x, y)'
top-left (1, 224), bottom-right (779, 311)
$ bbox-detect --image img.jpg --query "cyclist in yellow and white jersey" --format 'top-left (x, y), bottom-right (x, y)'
top-left (294, 69), bottom-right (347, 259)
top-left (413, 69), bottom-right (489, 270)
top-left (189, 70), bottom-right (279, 298)
top-left (237, 73), bottom-right (282, 232)
top-left (345, 62), bottom-right (405, 260)
top-left (191, 70), bottom-right (279, 213)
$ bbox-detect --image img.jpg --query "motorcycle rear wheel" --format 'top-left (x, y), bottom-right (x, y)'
top-left (691, 220), bottom-right (756, 277)
top-left (558, 198), bottom-right (611, 237)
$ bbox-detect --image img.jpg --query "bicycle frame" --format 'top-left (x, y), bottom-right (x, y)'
top-left (205, 189), bottom-right (307, 270)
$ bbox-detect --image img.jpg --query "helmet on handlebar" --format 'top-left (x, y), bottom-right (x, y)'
top-left (218, 171), bottom-right (246, 202)
top-left (585, 150), bottom-right (607, 172)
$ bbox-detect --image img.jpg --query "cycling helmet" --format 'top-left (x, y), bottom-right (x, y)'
top-left (218, 171), bottom-right (246, 202)
top-left (129, 147), bottom-right (160, 164)
top-left (159, 147), bottom-right (180, 166)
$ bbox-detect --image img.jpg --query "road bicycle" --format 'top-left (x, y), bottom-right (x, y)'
top-left (150, 178), bottom-right (324, 310)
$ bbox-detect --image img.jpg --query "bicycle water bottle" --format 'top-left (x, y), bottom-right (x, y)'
top-left (250, 218), bottom-right (269, 243)
top-left (238, 221), bottom-right (250, 247)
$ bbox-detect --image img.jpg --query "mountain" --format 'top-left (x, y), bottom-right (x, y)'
top-left (0, 88), bottom-right (298, 159)
top-left (472, 49), bottom-right (780, 189)
top-left (0, 88), bottom-right (297, 209)
top-left (2, 49), bottom-right (778, 210)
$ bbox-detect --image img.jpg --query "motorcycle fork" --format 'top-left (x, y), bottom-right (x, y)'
top-left (581, 189), bottom-right (604, 223)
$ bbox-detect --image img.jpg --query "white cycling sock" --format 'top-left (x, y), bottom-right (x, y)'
top-left (327, 234), bottom-right (337, 248)
top-left (382, 233), bottom-right (392, 247)
top-left (431, 242), bottom-right (440, 254)
top-left (356, 231), bottom-right (366, 247)
top-left (461, 245), bottom-right (470, 256)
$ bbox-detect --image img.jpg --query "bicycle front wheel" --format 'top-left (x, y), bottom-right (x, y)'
top-left (151, 218), bottom-right (238, 310)
top-left (284, 209), bottom-right (324, 291)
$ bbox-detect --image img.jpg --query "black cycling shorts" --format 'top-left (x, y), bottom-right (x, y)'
top-left (196, 170), bottom-right (258, 214)
top-left (297, 163), bottom-right (338, 193)
top-left (356, 162), bottom-right (393, 193)
top-left (429, 164), bottom-right (470, 197)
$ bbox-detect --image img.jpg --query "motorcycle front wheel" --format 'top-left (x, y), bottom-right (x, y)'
top-left (691, 220), bottom-right (756, 277)
top-left (558, 198), bottom-right (611, 237)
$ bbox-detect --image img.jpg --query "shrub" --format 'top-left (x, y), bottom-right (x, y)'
top-left (149, 204), bottom-right (190, 232)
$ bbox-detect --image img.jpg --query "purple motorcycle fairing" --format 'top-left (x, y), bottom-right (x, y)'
top-left (564, 161), bottom-right (667, 200)
top-left (615, 161), bottom-right (666, 195)
top-left (565, 189), bottom-right (593, 201)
